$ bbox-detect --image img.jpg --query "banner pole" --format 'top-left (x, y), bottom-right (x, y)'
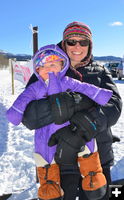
top-left (10, 59), bottom-right (14, 95)
top-left (33, 26), bottom-right (39, 183)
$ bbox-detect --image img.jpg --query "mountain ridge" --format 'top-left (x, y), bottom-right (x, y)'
top-left (0, 50), bottom-right (122, 62)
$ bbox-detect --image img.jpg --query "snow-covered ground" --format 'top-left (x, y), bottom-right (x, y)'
top-left (0, 68), bottom-right (124, 200)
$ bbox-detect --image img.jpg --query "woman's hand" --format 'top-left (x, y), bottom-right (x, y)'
top-left (70, 107), bottom-right (108, 142)
top-left (22, 98), bottom-right (53, 130)
top-left (48, 92), bottom-right (94, 124)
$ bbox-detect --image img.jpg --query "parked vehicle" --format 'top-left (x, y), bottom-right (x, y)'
top-left (116, 61), bottom-right (124, 80)
top-left (104, 62), bottom-right (120, 77)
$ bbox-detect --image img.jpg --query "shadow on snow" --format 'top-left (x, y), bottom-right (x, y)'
top-left (0, 102), bottom-right (9, 156)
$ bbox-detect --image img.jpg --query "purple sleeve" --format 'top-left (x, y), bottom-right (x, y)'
top-left (6, 107), bottom-right (23, 125)
top-left (6, 86), bottom-right (36, 125)
top-left (64, 77), bottom-right (113, 105)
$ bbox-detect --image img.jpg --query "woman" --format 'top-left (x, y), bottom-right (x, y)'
top-left (22, 21), bottom-right (122, 200)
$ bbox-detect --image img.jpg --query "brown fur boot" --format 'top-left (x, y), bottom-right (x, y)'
top-left (37, 163), bottom-right (64, 200)
top-left (78, 152), bottom-right (107, 200)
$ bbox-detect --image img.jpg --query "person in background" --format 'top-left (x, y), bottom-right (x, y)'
top-left (22, 22), bottom-right (122, 200)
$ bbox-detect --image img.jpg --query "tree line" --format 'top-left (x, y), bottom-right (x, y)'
top-left (0, 54), bottom-right (9, 69)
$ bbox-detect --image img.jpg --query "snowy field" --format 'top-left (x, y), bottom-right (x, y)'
top-left (0, 68), bottom-right (124, 200)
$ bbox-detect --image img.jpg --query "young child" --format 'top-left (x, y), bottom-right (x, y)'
top-left (6, 44), bottom-right (112, 200)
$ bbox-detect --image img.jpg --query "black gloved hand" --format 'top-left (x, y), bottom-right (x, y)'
top-left (48, 92), bottom-right (94, 125)
top-left (112, 135), bottom-right (120, 143)
top-left (22, 98), bottom-right (53, 130)
top-left (70, 111), bottom-right (97, 142)
top-left (48, 126), bottom-right (85, 165)
top-left (70, 107), bottom-right (108, 142)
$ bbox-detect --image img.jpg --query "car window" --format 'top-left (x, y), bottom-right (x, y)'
top-left (117, 63), bottom-right (123, 69)
top-left (110, 63), bottom-right (119, 68)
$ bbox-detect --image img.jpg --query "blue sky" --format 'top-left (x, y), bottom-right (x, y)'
top-left (0, 0), bottom-right (124, 57)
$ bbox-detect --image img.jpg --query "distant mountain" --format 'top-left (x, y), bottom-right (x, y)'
top-left (94, 56), bottom-right (122, 62)
top-left (0, 50), bottom-right (31, 61)
top-left (0, 49), bottom-right (122, 62)
top-left (6, 53), bottom-right (32, 61)
top-left (0, 49), bottom-right (7, 54)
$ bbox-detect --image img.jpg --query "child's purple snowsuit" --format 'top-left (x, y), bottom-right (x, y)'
top-left (6, 44), bottom-right (112, 164)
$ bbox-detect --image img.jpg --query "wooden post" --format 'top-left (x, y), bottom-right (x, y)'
top-left (32, 26), bottom-right (39, 183)
top-left (10, 59), bottom-right (14, 95)
top-left (33, 26), bottom-right (38, 55)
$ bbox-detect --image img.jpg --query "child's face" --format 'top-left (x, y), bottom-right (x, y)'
top-left (36, 61), bottom-right (63, 81)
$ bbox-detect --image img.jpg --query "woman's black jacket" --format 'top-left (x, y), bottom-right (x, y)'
top-left (22, 60), bottom-right (122, 167)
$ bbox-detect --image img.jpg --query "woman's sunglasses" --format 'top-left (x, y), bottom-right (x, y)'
top-left (65, 39), bottom-right (89, 47)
